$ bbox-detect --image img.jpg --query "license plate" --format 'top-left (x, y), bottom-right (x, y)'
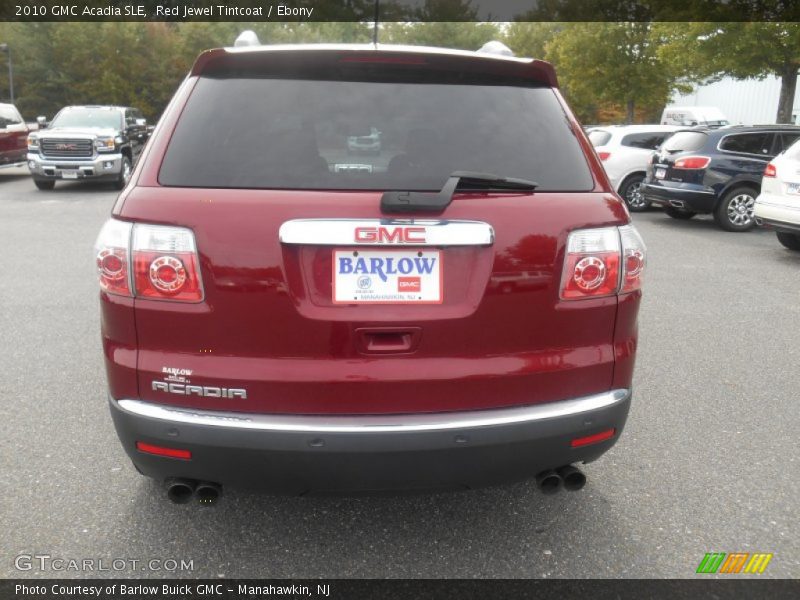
top-left (61, 171), bottom-right (78, 179)
top-left (787, 183), bottom-right (800, 195)
top-left (655, 167), bottom-right (666, 179)
top-left (333, 250), bottom-right (442, 304)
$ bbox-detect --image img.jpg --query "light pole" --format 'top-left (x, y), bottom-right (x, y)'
top-left (0, 43), bottom-right (13, 104)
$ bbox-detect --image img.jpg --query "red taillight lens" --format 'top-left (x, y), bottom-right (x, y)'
top-left (93, 219), bottom-right (203, 302)
top-left (571, 428), bottom-right (616, 448)
top-left (560, 225), bottom-right (646, 300)
top-left (560, 228), bottom-right (620, 300)
top-left (597, 151), bottom-right (611, 161)
top-left (136, 441), bottom-right (192, 460)
top-left (94, 219), bottom-right (132, 296)
top-left (132, 224), bottom-right (203, 302)
top-left (673, 156), bottom-right (710, 169)
top-left (764, 163), bottom-right (777, 177)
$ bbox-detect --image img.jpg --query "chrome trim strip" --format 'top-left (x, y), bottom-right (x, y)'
top-left (279, 219), bottom-right (494, 246)
top-left (643, 184), bottom-right (715, 195)
top-left (117, 389), bottom-right (629, 434)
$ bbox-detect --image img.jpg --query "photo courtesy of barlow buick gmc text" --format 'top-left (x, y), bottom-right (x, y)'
top-left (1, 3), bottom-right (798, 598)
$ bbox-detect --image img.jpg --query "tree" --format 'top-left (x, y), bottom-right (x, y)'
top-left (503, 22), bottom-right (563, 61)
top-left (655, 22), bottom-right (800, 123)
top-left (544, 22), bottom-right (679, 124)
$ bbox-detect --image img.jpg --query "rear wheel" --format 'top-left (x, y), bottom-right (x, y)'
top-left (34, 179), bottom-right (55, 191)
top-left (714, 187), bottom-right (757, 231)
top-left (664, 207), bottom-right (696, 220)
top-left (619, 174), bottom-right (650, 212)
top-left (776, 232), bottom-right (800, 251)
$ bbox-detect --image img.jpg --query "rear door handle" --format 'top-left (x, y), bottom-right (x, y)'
top-left (355, 327), bottom-right (422, 354)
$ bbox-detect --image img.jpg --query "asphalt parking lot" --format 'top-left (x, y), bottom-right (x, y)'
top-left (1, 166), bottom-right (797, 579)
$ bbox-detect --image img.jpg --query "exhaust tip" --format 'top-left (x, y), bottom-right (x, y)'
top-left (535, 470), bottom-right (562, 495)
top-left (165, 478), bottom-right (196, 504)
top-left (196, 481), bottom-right (222, 505)
top-left (557, 465), bottom-right (587, 491)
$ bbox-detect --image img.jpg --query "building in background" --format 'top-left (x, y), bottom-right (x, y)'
top-left (670, 76), bottom-right (800, 125)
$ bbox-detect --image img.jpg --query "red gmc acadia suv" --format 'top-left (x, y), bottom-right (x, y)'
top-left (95, 40), bottom-right (645, 503)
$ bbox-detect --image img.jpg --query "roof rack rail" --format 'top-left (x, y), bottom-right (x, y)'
top-left (234, 30), bottom-right (260, 48)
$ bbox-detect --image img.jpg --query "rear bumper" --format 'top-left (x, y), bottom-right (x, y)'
top-left (642, 181), bottom-right (717, 212)
top-left (109, 389), bottom-right (631, 493)
top-left (755, 196), bottom-right (800, 233)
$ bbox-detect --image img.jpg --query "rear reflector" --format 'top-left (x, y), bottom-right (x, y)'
top-left (764, 163), bottom-right (776, 177)
top-left (597, 151), bottom-right (611, 161)
top-left (571, 428), bottom-right (616, 448)
top-left (136, 441), bottom-right (192, 460)
top-left (674, 156), bottom-right (710, 169)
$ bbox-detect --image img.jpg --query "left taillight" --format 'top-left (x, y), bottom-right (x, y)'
top-left (94, 219), bottom-right (132, 296)
top-left (560, 225), bottom-right (646, 300)
top-left (94, 219), bottom-right (203, 302)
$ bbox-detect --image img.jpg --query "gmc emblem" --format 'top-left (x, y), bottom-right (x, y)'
top-left (354, 226), bottom-right (426, 244)
top-left (55, 143), bottom-right (77, 151)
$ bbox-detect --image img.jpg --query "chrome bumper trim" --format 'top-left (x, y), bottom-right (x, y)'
top-left (117, 389), bottom-right (629, 434)
top-left (279, 218), bottom-right (494, 246)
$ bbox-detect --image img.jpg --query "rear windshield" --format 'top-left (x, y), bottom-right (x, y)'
top-left (587, 130), bottom-right (612, 147)
top-left (159, 77), bottom-right (594, 192)
top-left (661, 131), bottom-right (707, 153)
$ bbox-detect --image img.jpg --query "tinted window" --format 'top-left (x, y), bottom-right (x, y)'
top-left (779, 132), bottom-right (800, 153)
top-left (0, 105), bottom-right (22, 127)
top-left (661, 131), bottom-right (707, 153)
top-left (719, 133), bottom-right (771, 155)
top-left (621, 132), bottom-right (670, 150)
top-left (160, 77), bottom-right (593, 192)
top-left (588, 130), bottom-right (612, 147)
top-left (51, 108), bottom-right (122, 130)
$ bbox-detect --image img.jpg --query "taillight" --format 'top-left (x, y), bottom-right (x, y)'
top-left (560, 225), bottom-right (646, 300)
top-left (597, 151), bottom-right (611, 161)
top-left (94, 219), bottom-right (132, 296)
top-left (132, 224), bottom-right (203, 302)
top-left (764, 163), bottom-right (777, 177)
top-left (94, 219), bottom-right (203, 302)
top-left (673, 156), bottom-right (710, 169)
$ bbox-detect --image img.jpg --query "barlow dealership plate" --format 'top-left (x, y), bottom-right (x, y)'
top-left (333, 250), bottom-right (442, 304)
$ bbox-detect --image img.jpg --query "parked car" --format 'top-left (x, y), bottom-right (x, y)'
top-left (660, 106), bottom-right (729, 128)
top-left (588, 125), bottom-right (680, 211)
top-left (95, 39), bottom-right (645, 502)
top-left (0, 103), bottom-right (30, 169)
top-left (347, 126), bottom-right (381, 155)
top-left (642, 125), bottom-right (800, 231)
top-left (27, 105), bottom-right (149, 190)
top-left (754, 138), bottom-right (800, 250)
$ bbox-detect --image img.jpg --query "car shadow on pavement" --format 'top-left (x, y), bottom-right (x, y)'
top-left (121, 474), bottom-right (646, 578)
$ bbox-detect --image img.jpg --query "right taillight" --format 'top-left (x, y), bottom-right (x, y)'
top-left (764, 163), bottom-right (777, 177)
top-left (94, 219), bottom-right (203, 302)
top-left (560, 225), bottom-right (646, 300)
top-left (673, 156), bottom-right (710, 169)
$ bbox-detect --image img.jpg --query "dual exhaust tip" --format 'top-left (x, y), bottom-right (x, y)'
top-left (166, 478), bottom-right (222, 505)
top-left (535, 465), bottom-right (586, 494)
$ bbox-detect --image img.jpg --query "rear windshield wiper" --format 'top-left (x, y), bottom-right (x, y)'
top-left (381, 171), bottom-right (538, 214)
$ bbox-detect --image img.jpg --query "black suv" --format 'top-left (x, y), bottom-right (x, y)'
top-left (642, 125), bottom-right (800, 231)
top-left (27, 105), bottom-right (150, 190)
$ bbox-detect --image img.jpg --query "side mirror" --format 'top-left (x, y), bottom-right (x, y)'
top-left (135, 118), bottom-right (147, 127)
top-left (36, 115), bottom-right (47, 128)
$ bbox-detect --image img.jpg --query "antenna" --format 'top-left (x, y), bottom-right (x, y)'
top-left (373, 0), bottom-right (380, 46)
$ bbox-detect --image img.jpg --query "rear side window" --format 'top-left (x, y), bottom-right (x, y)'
top-left (719, 133), bottom-right (771, 156)
top-left (588, 130), bottom-right (612, 147)
top-left (661, 131), bottom-right (707, 153)
top-left (159, 77), bottom-right (594, 192)
top-left (0, 105), bottom-right (22, 127)
top-left (777, 132), bottom-right (800, 154)
top-left (621, 132), bottom-right (670, 150)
